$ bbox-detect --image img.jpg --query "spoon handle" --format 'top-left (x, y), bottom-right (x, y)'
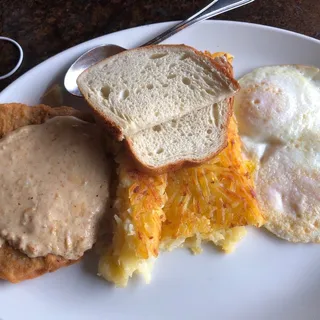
top-left (142, 0), bottom-right (255, 46)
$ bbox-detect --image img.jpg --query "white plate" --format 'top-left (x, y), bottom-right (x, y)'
top-left (1, 21), bottom-right (320, 320)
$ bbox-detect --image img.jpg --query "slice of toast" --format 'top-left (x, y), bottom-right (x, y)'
top-left (77, 44), bottom-right (239, 140)
top-left (125, 55), bottom-right (234, 174)
top-left (77, 46), bottom-right (239, 174)
top-left (126, 98), bottom-right (232, 174)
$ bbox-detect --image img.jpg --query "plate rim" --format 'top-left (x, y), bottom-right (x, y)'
top-left (1, 20), bottom-right (319, 98)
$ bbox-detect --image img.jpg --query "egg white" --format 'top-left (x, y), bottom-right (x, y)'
top-left (235, 65), bottom-right (320, 145)
top-left (234, 65), bottom-right (320, 242)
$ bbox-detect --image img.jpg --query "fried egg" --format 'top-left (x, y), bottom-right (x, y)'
top-left (234, 65), bottom-right (320, 242)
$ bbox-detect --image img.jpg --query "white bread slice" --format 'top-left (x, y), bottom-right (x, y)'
top-left (123, 55), bottom-right (234, 174)
top-left (77, 45), bottom-right (239, 140)
top-left (126, 98), bottom-right (232, 174)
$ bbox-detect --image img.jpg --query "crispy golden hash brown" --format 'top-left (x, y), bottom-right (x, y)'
top-left (98, 52), bottom-right (265, 287)
top-left (161, 116), bottom-right (264, 254)
top-left (99, 116), bottom-right (264, 287)
top-left (162, 52), bottom-right (264, 252)
top-left (99, 154), bottom-right (167, 287)
top-left (0, 103), bottom-right (90, 283)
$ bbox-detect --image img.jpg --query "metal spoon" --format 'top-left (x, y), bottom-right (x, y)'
top-left (65, 0), bottom-right (255, 96)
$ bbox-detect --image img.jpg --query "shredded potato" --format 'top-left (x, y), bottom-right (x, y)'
top-left (206, 51), bottom-right (234, 64)
top-left (99, 154), bottom-right (167, 287)
top-left (99, 52), bottom-right (264, 287)
top-left (161, 117), bottom-right (264, 254)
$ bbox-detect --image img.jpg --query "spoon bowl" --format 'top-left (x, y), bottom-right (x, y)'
top-left (64, 45), bottom-right (126, 96)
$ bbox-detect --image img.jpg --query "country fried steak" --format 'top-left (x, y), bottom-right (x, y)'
top-left (0, 103), bottom-right (94, 283)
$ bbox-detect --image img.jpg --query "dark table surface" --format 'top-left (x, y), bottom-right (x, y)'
top-left (0, 0), bottom-right (319, 92)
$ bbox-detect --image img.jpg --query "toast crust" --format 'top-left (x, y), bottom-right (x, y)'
top-left (0, 103), bottom-right (92, 283)
top-left (78, 44), bottom-right (240, 142)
